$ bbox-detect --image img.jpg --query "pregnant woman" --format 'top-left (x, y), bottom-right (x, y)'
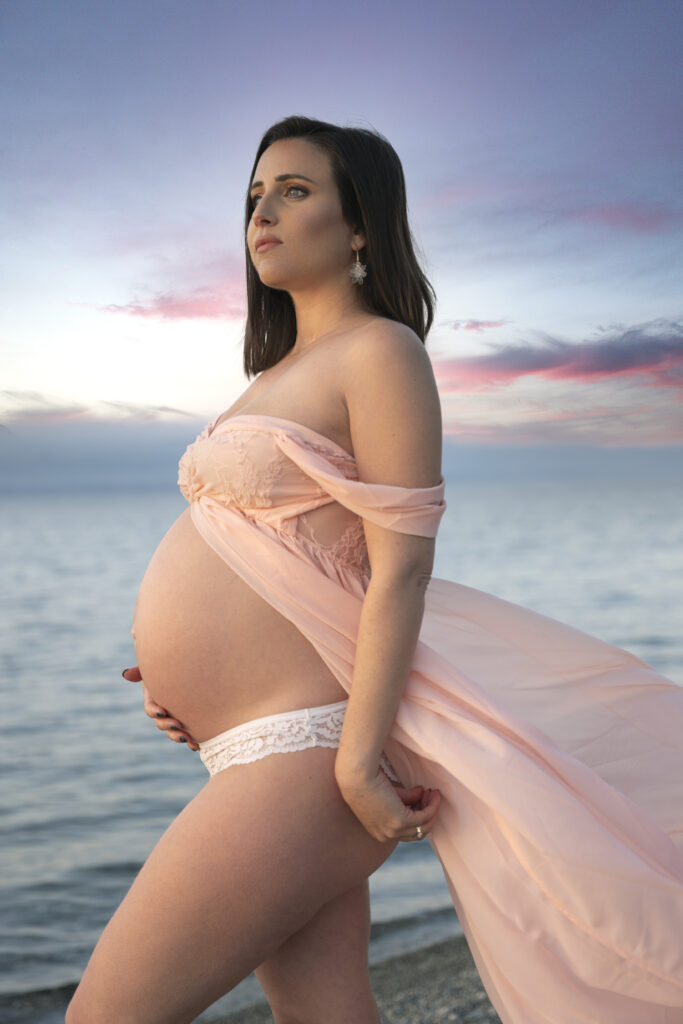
top-left (68, 116), bottom-right (683, 1024)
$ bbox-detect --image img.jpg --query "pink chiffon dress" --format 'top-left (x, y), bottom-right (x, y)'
top-left (177, 412), bottom-right (683, 1024)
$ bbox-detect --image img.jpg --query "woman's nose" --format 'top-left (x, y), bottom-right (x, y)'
top-left (252, 194), bottom-right (278, 224)
top-left (250, 195), bottom-right (270, 222)
top-left (253, 205), bottom-right (274, 225)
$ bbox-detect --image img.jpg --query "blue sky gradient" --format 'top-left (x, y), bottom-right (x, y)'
top-left (1, 0), bottom-right (681, 487)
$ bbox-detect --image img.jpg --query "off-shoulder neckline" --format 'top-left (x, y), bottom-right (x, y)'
top-left (206, 413), bottom-right (355, 461)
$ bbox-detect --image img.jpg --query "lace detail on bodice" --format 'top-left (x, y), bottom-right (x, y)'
top-left (227, 431), bottom-right (285, 508)
top-left (178, 418), bottom-right (373, 580)
top-left (178, 427), bottom-right (288, 507)
top-left (298, 512), bottom-right (371, 577)
top-left (198, 700), bottom-right (401, 783)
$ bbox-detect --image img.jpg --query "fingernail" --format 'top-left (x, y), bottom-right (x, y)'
top-left (121, 668), bottom-right (132, 678)
top-left (178, 736), bottom-right (187, 743)
top-left (169, 726), bottom-right (180, 731)
top-left (155, 712), bottom-right (166, 719)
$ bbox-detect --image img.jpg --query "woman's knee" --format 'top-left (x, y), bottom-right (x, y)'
top-left (266, 988), bottom-right (380, 1024)
top-left (65, 995), bottom-right (79, 1024)
top-left (66, 989), bottom-right (115, 1024)
top-left (65, 982), bottom-right (188, 1024)
top-left (66, 985), bottom-right (144, 1024)
top-left (270, 1010), bottom-right (319, 1024)
top-left (66, 988), bottom-right (99, 1024)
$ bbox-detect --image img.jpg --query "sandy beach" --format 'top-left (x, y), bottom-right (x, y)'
top-left (219, 934), bottom-right (501, 1024)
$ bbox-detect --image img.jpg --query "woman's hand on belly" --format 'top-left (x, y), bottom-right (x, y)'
top-left (122, 666), bottom-right (200, 752)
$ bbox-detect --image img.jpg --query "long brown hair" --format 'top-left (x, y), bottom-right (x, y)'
top-left (242, 115), bottom-right (437, 378)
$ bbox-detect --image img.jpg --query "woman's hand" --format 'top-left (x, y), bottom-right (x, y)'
top-left (337, 767), bottom-right (441, 843)
top-left (121, 666), bottom-right (200, 752)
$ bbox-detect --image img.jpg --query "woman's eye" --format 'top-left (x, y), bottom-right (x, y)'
top-left (251, 185), bottom-right (307, 206)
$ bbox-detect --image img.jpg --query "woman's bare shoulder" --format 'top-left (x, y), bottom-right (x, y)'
top-left (344, 318), bottom-right (438, 401)
top-left (341, 318), bottom-right (442, 489)
top-left (352, 314), bottom-right (425, 345)
top-left (347, 317), bottom-right (434, 375)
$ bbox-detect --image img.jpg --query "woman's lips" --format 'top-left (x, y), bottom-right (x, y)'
top-left (256, 241), bottom-right (282, 253)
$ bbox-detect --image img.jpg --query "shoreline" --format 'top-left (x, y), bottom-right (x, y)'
top-left (217, 934), bottom-right (501, 1024)
top-left (0, 934), bottom-right (502, 1024)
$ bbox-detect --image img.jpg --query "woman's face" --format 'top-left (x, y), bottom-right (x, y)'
top-left (247, 137), bottom-right (364, 293)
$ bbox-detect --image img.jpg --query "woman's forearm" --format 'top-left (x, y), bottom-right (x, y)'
top-left (335, 571), bottom-right (430, 785)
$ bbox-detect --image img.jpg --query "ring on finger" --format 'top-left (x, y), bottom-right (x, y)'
top-left (415, 825), bottom-right (424, 840)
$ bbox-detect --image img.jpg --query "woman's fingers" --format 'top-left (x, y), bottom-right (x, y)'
top-left (141, 687), bottom-right (169, 719)
top-left (393, 785), bottom-right (425, 806)
top-left (139, 682), bottom-right (200, 752)
top-left (120, 666), bottom-right (199, 751)
top-left (152, 715), bottom-right (201, 752)
top-left (141, 683), bottom-right (167, 718)
top-left (121, 666), bottom-right (142, 683)
top-left (400, 788), bottom-right (441, 841)
top-left (150, 712), bottom-right (200, 751)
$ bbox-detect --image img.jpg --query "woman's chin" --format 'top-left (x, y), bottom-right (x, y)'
top-left (256, 267), bottom-right (289, 289)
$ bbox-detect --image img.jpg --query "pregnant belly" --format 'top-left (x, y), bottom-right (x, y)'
top-left (131, 508), bottom-right (347, 741)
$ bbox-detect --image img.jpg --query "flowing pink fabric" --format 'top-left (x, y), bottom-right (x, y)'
top-left (178, 413), bottom-right (683, 1023)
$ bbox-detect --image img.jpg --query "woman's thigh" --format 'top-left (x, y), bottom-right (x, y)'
top-left (66, 747), bottom-right (395, 1024)
top-left (255, 879), bottom-right (384, 1023)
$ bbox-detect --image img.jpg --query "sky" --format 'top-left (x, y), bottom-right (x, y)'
top-left (1, 0), bottom-right (682, 490)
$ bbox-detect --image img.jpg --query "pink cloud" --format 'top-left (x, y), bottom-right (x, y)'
top-left (446, 319), bottom-right (507, 333)
top-left (436, 320), bottom-right (683, 446)
top-left (434, 318), bottom-right (683, 393)
top-left (570, 202), bottom-right (682, 233)
top-left (101, 284), bottom-right (246, 321)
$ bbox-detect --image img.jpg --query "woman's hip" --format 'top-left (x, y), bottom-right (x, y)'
top-left (199, 698), bottom-right (402, 784)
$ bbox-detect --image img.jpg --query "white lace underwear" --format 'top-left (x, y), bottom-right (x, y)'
top-left (198, 698), bottom-right (401, 783)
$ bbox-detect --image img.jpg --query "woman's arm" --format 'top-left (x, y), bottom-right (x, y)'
top-left (334, 322), bottom-right (443, 841)
top-left (335, 561), bottom-right (432, 784)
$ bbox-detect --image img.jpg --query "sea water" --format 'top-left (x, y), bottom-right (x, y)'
top-left (1, 479), bottom-right (681, 1022)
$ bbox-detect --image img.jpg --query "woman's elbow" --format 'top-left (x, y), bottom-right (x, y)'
top-left (370, 559), bottom-right (434, 593)
top-left (365, 532), bottom-right (435, 591)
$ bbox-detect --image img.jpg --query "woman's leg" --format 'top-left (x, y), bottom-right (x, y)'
top-left (66, 746), bottom-right (396, 1024)
top-left (255, 879), bottom-right (384, 1024)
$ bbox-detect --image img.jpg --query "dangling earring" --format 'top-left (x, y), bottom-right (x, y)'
top-left (349, 248), bottom-right (367, 285)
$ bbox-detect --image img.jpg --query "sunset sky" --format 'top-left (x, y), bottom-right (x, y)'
top-left (1, 0), bottom-right (681, 489)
